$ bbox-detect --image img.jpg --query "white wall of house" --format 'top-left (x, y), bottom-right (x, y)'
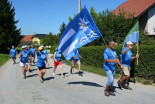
top-left (148, 6), bottom-right (155, 35)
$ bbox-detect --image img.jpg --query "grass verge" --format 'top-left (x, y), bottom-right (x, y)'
top-left (0, 54), bottom-right (10, 66)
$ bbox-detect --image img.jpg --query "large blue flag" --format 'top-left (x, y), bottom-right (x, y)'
top-left (58, 6), bottom-right (102, 60)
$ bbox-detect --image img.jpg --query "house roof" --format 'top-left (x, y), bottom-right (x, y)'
top-left (113, 0), bottom-right (155, 18)
top-left (33, 34), bottom-right (47, 39)
top-left (21, 35), bottom-right (33, 42)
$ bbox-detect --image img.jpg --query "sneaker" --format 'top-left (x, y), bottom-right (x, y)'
top-left (53, 73), bottom-right (55, 77)
top-left (104, 89), bottom-right (110, 96)
top-left (61, 75), bottom-right (65, 78)
top-left (28, 69), bottom-right (31, 72)
top-left (78, 71), bottom-right (83, 76)
top-left (109, 90), bottom-right (115, 96)
top-left (23, 75), bottom-right (26, 79)
top-left (117, 80), bottom-right (123, 89)
top-left (70, 69), bottom-right (73, 74)
top-left (124, 86), bottom-right (132, 90)
top-left (40, 79), bottom-right (44, 83)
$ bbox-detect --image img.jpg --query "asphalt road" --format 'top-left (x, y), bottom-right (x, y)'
top-left (0, 54), bottom-right (155, 104)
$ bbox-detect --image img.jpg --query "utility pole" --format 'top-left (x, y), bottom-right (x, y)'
top-left (78, 0), bottom-right (81, 13)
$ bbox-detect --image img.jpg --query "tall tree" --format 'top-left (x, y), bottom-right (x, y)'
top-left (0, 0), bottom-right (21, 53)
top-left (58, 22), bottom-right (66, 37)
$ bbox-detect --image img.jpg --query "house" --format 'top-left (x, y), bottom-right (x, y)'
top-left (21, 35), bottom-right (33, 45)
top-left (113, 0), bottom-right (155, 35)
top-left (32, 34), bottom-right (47, 45)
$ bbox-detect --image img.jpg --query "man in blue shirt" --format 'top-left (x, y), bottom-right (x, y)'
top-left (31, 45), bottom-right (36, 64)
top-left (103, 41), bottom-right (123, 96)
top-left (118, 41), bottom-right (139, 90)
top-left (70, 49), bottom-right (82, 76)
top-left (10, 46), bottom-right (18, 64)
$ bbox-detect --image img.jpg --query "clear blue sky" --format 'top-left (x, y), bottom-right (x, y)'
top-left (10, 0), bottom-right (127, 35)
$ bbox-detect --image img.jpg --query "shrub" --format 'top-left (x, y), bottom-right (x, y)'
top-left (79, 45), bottom-right (155, 80)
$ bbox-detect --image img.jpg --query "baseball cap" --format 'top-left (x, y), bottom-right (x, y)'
top-left (126, 41), bottom-right (133, 45)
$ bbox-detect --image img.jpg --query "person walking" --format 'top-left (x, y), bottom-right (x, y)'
top-left (10, 46), bottom-right (18, 64)
top-left (117, 41), bottom-right (139, 90)
top-left (19, 46), bottom-right (29, 79)
top-left (36, 46), bottom-right (47, 83)
top-left (70, 49), bottom-right (82, 76)
top-left (26, 45), bottom-right (32, 72)
top-left (103, 41), bottom-right (123, 96)
top-left (53, 48), bottom-right (64, 78)
top-left (31, 45), bottom-right (36, 64)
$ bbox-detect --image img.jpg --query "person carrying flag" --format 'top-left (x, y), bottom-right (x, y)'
top-left (117, 41), bottom-right (139, 90)
top-left (103, 41), bottom-right (123, 96)
top-left (53, 48), bottom-right (64, 78)
top-left (70, 49), bottom-right (82, 76)
top-left (10, 46), bottom-right (18, 64)
top-left (19, 46), bottom-right (29, 79)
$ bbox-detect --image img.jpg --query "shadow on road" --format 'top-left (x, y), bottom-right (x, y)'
top-left (30, 69), bottom-right (37, 72)
top-left (44, 77), bottom-right (54, 81)
top-left (68, 81), bottom-right (104, 87)
top-left (26, 74), bottom-right (38, 78)
top-left (57, 72), bottom-right (69, 76)
top-left (46, 67), bottom-right (53, 69)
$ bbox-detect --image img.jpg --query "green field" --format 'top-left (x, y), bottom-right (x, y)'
top-left (0, 54), bottom-right (10, 66)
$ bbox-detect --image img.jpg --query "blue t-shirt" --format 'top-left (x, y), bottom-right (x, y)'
top-left (31, 48), bottom-right (36, 55)
top-left (121, 47), bottom-right (133, 67)
top-left (10, 49), bottom-right (17, 57)
top-left (20, 51), bottom-right (28, 63)
top-left (72, 50), bottom-right (80, 60)
top-left (26, 49), bottom-right (31, 56)
top-left (103, 48), bottom-right (118, 71)
top-left (37, 52), bottom-right (46, 67)
top-left (43, 50), bottom-right (48, 55)
top-left (55, 51), bottom-right (61, 61)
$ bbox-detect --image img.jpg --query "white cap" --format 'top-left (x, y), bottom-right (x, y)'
top-left (41, 45), bottom-right (44, 48)
top-left (21, 46), bottom-right (25, 49)
top-left (126, 41), bottom-right (133, 45)
top-left (24, 45), bottom-right (28, 47)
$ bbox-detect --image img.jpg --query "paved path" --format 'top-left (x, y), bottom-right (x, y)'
top-left (0, 54), bottom-right (155, 104)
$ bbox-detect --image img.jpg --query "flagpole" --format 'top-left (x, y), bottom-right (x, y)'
top-left (78, 0), bottom-right (81, 13)
top-left (137, 43), bottom-right (139, 65)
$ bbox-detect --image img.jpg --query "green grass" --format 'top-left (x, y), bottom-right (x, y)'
top-left (0, 54), bottom-right (10, 66)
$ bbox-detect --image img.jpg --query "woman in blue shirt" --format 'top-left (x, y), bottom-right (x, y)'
top-left (36, 46), bottom-right (47, 83)
top-left (53, 48), bottom-right (64, 78)
top-left (19, 46), bottom-right (29, 79)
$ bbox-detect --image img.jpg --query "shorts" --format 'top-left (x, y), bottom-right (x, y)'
top-left (123, 65), bottom-right (131, 75)
top-left (54, 60), bottom-right (62, 66)
top-left (71, 60), bottom-right (80, 66)
top-left (31, 53), bottom-right (35, 57)
top-left (38, 66), bottom-right (46, 70)
top-left (20, 62), bottom-right (28, 66)
top-left (12, 57), bottom-right (16, 60)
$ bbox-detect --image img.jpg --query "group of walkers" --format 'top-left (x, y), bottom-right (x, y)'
top-left (10, 44), bottom-right (83, 83)
top-left (10, 40), bottom-right (139, 96)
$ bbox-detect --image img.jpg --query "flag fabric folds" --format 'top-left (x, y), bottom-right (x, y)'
top-left (122, 21), bottom-right (139, 48)
top-left (58, 6), bottom-right (102, 60)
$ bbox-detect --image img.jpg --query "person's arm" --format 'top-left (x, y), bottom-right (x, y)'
top-left (131, 54), bottom-right (139, 60)
top-left (54, 52), bottom-right (57, 62)
top-left (79, 55), bottom-right (82, 59)
top-left (122, 48), bottom-right (130, 55)
top-left (35, 45), bottom-right (38, 53)
top-left (18, 53), bottom-right (21, 59)
top-left (46, 54), bottom-right (49, 67)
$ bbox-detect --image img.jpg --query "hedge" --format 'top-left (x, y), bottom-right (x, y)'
top-left (79, 45), bottom-right (155, 80)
